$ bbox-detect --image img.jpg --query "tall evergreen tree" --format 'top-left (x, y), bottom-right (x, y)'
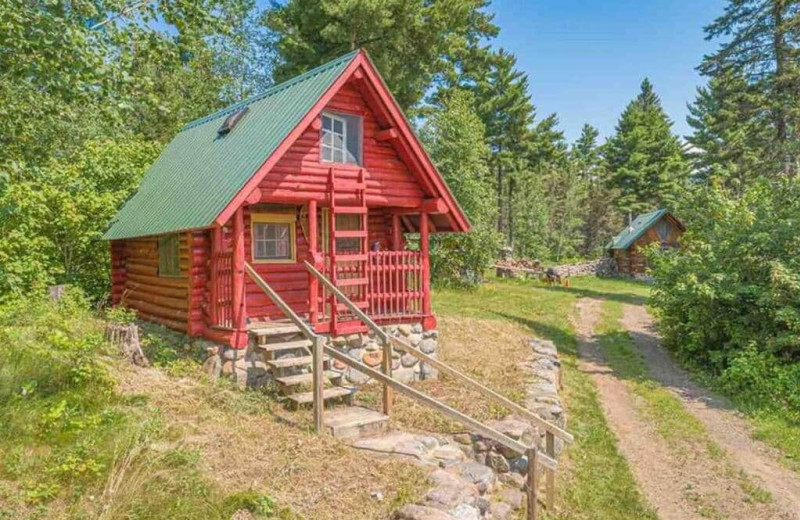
top-left (605, 79), bottom-right (688, 214)
top-left (571, 124), bottom-right (621, 255)
top-left (262, 0), bottom-right (497, 111)
top-left (699, 0), bottom-right (800, 175)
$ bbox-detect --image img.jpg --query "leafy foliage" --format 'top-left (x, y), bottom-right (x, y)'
top-left (650, 179), bottom-right (800, 420)
top-left (422, 89), bottom-right (501, 286)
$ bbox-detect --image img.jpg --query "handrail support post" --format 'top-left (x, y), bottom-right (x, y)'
top-left (382, 335), bottom-right (393, 415)
top-left (527, 446), bottom-right (539, 520)
top-left (313, 335), bottom-right (324, 433)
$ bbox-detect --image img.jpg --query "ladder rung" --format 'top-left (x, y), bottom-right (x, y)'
top-left (335, 230), bottom-right (367, 238)
top-left (337, 277), bottom-right (368, 287)
top-left (334, 206), bottom-right (367, 214)
top-left (334, 181), bottom-right (366, 191)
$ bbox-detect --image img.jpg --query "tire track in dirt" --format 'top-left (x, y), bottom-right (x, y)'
top-left (572, 297), bottom-right (788, 520)
top-left (621, 303), bottom-right (800, 519)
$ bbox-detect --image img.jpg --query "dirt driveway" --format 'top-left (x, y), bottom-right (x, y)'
top-left (573, 297), bottom-right (797, 520)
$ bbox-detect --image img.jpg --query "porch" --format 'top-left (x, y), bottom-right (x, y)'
top-left (206, 196), bottom-right (435, 346)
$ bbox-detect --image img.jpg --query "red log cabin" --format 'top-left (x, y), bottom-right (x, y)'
top-left (104, 49), bottom-right (469, 350)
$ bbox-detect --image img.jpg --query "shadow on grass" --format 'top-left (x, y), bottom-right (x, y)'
top-left (536, 282), bottom-right (649, 306)
top-left (491, 311), bottom-right (578, 356)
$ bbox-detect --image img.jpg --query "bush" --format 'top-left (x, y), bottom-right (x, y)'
top-left (649, 179), bottom-right (800, 419)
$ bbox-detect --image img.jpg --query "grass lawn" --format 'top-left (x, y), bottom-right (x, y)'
top-left (406, 275), bottom-right (658, 520)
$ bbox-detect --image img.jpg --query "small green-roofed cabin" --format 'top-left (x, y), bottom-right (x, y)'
top-left (607, 209), bottom-right (685, 276)
top-left (105, 50), bottom-right (469, 348)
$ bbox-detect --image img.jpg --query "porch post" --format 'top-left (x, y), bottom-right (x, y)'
top-left (308, 200), bottom-right (319, 328)
top-left (391, 214), bottom-right (403, 251)
top-left (231, 206), bottom-right (248, 348)
top-left (210, 225), bottom-right (223, 326)
top-left (420, 212), bottom-right (432, 319)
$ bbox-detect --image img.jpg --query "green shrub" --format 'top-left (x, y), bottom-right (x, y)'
top-left (650, 179), bottom-right (800, 420)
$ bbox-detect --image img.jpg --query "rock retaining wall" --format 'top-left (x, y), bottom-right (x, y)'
top-left (550, 257), bottom-right (616, 278)
top-left (207, 322), bottom-right (439, 389)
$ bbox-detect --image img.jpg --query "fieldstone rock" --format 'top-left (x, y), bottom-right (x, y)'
top-left (498, 472), bottom-right (526, 490)
top-left (424, 330), bottom-right (439, 340)
top-left (424, 482), bottom-right (478, 510)
top-left (397, 324), bottom-right (414, 336)
top-left (510, 456), bottom-right (528, 475)
top-left (407, 333), bottom-right (423, 347)
top-left (353, 432), bottom-right (434, 460)
top-left (453, 433), bottom-right (472, 445)
top-left (222, 347), bottom-right (247, 360)
top-left (392, 358), bottom-right (401, 370)
top-left (202, 355), bottom-right (222, 378)
top-left (365, 340), bottom-right (380, 352)
top-left (346, 333), bottom-right (363, 347)
top-left (498, 487), bottom-right (524, 509)
top-left (419, 339), bottom-right (436, 354)
top-left (432, 445), bottom-right (466, 464)
top-left (412, 323), bottom-right (423, 334)
top-left (393, 367), bottom-right (415, 383)
top-left (347, 347), bottom-right (365, 361)
top-left (332, 336), bottom-right (347, 347)
top-left (401, 353), bottom-right (419, 367)
top-left (487, 451), bottom-right (510, 473)
top-left (420, 363), bottom-right (439, 380)
top-left (450, 461), bottom-right (495, 493)
top-left (490, 502), bottom-right (513, 520)
top-left (395, 504), bottom-right (455, 520)
top-left (448, 504), bottom-right (480, 520)
top-left (347, 366), bottom-right (370, 385)
top-left (221, 360), bottom-right (235, 376)
top-left (363, 351), bottom-right (383, 367)
top-left (473, 441), bottom-right (489, 453)
top-left (333, 359), bottom-right (347, 371)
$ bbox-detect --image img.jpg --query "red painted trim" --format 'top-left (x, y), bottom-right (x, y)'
top-left (375, 128), bottom-right (398, 142)
top-left (246, 188), bottom-right (261, 205)
top-left (215, 54), bottom-right (364, 227)
top-left (307, 199), bottom-right (319, 326)
top-left (231, 207), bottom-right (247, 347)
top-left (391, 198), bottom-right (448, 215)
top-left (420, 212), bottom-right (432, 316)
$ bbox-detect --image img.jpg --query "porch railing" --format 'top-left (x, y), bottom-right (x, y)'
top-left (211, 250), bottom-right (234, 328)
top-left (368, 250), bottom-right (424, 320)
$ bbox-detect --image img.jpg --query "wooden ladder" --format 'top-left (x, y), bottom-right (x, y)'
top-left (327, 166), bottom-right (369, 336)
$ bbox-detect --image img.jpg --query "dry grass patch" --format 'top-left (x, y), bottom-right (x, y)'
top-left (357, 315), bottom-right (531, 435)
top-left (115, 365), bottom-right (427, 520)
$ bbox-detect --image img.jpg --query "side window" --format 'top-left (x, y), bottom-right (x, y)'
top-left (158, 234), bottom-right (181, 277)
top-left (321, 112), bottom-right (361, 165)
top-left (251, 214), bottom-right (296, 263)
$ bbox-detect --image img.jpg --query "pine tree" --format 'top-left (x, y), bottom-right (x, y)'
top-left (261, 0), bottom-right (497, 111)
top-left (605, 79), bottom-right (688, 214)
top-left (699, 0), bottom-right (800, 175)
top-left (571, 124), bottom-right (621, 255)
top-left (687, 70), bottom-right (777, 193)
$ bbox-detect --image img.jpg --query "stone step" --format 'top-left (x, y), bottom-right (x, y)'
top-left (275, 370), bottom-right (341, 386)
top-left (324, 406), bottom-right (389, 440)
top-left (286, 386), bottom-right (357, 405)
top-left (256, 339), bottom-right (312, 353)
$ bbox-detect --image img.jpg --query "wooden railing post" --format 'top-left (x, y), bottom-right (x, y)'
top-left (527, 446), bottom-right (539, 520)
top-left (308, 200), bottom-right (319, 328)
top-left (419, 212), bottom-right (432, 319)
top-left (313, 335), bottom-right (324, 432)
top-left (231, 207), bottom-right (247, 347)
top-left (546, 431), bottom-right (555, 510)
top-left (382, 335), bottom-right (393, 415)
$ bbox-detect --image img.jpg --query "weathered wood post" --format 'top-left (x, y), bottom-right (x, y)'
top-left (527, 446), bottom-right (539, 520)
top-left (382, 334), bottom-right (393, 416)
top-left (209, 225), bottom-right (223, 325)
top-left (419, 212), bottom-right (431, 319)
top-left (231, 207), bottom-right (247, 347)
top-left (308, 200), bottom-right (319, 327)
top-left (546, 431), bottom-right (555, 510)
top-left (313, 335), bottom-right (324, 433)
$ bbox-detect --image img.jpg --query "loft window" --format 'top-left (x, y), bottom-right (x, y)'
top-left (321, 112), bottom-right (361, 165)
top-left (251, 213), bottom-right (296, 263)
top-left (158, 234), bottom-right (181, 277)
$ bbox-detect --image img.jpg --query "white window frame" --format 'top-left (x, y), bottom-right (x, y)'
top-left (321, 113), bottom-right (348, 164)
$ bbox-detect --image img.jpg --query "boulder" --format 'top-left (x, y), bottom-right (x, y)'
top-left (450, 461), bottom-right (495, 493)
top-left (487, 451), bottom-right (510, 473)
top-left (419, 339), bottom-right (436, 354)
top-left (394, 504), bottom-right (455, 520)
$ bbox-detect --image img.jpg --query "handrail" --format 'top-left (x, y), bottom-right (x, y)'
top-left (305, 261), bottom-right (573, 444)
top-left (323, 343), bottom-right (556, 471)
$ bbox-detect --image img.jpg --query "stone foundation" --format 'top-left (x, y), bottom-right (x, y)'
top-left (550, 257), bottom-right (617, 278)
top-left (326, 322), bottom-right (439, 385)
top-left (206, 321), bottom-right (439, 389)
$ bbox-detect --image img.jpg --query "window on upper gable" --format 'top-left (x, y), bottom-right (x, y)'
top-left (321, 112), bottom-right (361, 165)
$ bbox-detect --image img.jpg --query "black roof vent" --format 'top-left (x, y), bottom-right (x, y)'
top-left (218, 106), bottom-right (249, 135)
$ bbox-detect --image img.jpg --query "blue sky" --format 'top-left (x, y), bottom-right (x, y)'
top-left (490, 0), bottom-right (727, 141)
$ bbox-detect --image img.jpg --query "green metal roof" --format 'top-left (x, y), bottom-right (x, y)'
top-left (104, 50), bottom-right (358, 240)
top-left (607, 209), bottom-right (668, 250)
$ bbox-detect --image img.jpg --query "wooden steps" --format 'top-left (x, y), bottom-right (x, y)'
top-left (275, 370), bottom-right (341, 386)
top-left (287, 386), bottom-right (356, 405)
top-left (256, 339), bottom-right (312, 353)
top-left (324, 406), bottom-right (389, 440)
top-left (267, 355), bottom-right (330, 369)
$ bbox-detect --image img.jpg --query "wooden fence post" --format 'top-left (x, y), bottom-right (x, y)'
top-left (546, 431), bottom-right (555, 510)
top-left (527, 446), bottom-right (539, 520)
top-left (313, 335), bottom-right (324, 433)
